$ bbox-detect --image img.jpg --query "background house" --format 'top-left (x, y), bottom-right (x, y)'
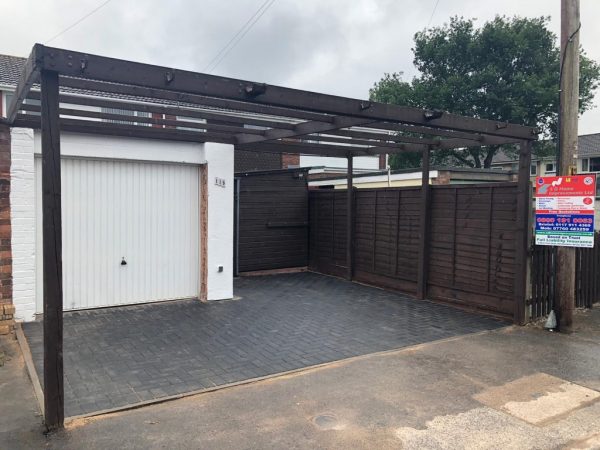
top-left (491, 133), bottom-right (600, 191)
top-left (309, 167), bottom-right (515, 189)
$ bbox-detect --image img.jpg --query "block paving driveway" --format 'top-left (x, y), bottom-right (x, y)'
top-left (23, 272), bottom-right (506, 417)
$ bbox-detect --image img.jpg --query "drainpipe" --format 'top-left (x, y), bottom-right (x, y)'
top-left (386, 154), bottom-right (391, 187)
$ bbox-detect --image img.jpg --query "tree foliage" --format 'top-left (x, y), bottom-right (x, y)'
top-left (370, 16), bottom-right (600, 169)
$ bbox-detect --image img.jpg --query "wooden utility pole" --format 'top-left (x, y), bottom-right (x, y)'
top-left (556, 0), bottom-right (580, 330)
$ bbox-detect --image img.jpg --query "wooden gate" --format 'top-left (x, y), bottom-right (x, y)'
top-left (235, 169), bottom-right (309, 273)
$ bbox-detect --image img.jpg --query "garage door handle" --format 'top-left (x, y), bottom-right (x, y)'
top-left (121, 257), bottom-right (127, 266)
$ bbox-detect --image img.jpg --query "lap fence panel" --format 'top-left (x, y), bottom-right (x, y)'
top-left (309, 183), bottom-right (520, 319)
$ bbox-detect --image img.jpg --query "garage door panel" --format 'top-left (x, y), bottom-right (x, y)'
top-left (36, 158), bottom-right (200, 311)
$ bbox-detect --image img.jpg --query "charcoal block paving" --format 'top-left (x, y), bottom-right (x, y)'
top-left (23, 272), bottom-right (506, 417)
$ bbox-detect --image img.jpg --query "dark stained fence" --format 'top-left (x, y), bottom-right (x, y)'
top-left (529, 245), bottom-right (555, 319)
top-left (236, 169), bottom-right (309, 273)
top-left (528, 233), bottom-right (599, 320)
top-left (428, 184), bottom-right (518, 316)
top-left (309, 183), bottom-right (519, 318)
top-left (354, 188), bottom-right (421, 293)
top-left (575, 233), bottom-right (600, 308)
top-left (308, 190), bottom-right (348, 279)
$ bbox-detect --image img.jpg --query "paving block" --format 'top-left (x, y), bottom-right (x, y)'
top-left (21, 272), bottom-right (505, 417)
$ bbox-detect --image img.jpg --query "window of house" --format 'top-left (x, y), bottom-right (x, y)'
top-left (23, 98), bottom-right (40, 116)
top-left (589, 157), bottom-right (600, 172)
top-left (3, 92), bottom-right (13, 117)
top-left (530, 163), bottom-right (537, 175)
top-left (101, 108), bottom-right (150, 126)
top-left (136, 111), bottom-right (151, 127)
top-left (177, 115), bottom-right (207, 132)
top-left (545, 162), bottom-right (556, 174)
top-left (2, 92), bottom-right (41, 117)
top-left (102, 107), bottom-right (135, 124)
top-left (582, 158), bottom-right (590, 172)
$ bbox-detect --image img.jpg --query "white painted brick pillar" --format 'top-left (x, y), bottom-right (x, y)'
top-left (10, 128), bottom-right (36, 321)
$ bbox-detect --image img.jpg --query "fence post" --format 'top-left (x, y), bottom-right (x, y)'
top-left (416, 147), bottom-right (431, 299)
top-left (346, 154), bottom-right (354, 281)
top-left (514, 140), bottom-right (532, 324)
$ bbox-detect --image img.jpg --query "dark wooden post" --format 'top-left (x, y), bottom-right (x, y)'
top-left (514, 140), bottom-right (532, 325)
top-left (41, 70), bottom-right (64, 431)
top-left (346, 154), bottom-right (354, 280)
top-left (416, 147), bottom-right (431, 299)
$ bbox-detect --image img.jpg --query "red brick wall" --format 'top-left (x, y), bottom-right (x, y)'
top-left (0, 124), bottom-right (11, 307)
top-left (281, 153), bottom-right (300, 169)
top-left (379, 154), bottom-right (387, 170)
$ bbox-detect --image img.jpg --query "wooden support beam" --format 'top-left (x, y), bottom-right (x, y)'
top-left (346, 154), bottom-right (354, 281)
top-left (61, 76), bottom-right (334, 123)
top-left (37, 84), bottom-right (520, 145)
top-left (12, 114), bottom-right (235, 145)
top-left (20, 103), bottom-right (260, 136)
top-left (27, 86), bottom-right (523, 148)
top-left (299, 134), bottom-right (409, 149)
top-left (240, 140), bottom-right (391, 157)
top-left (327, 127), bottom-right (441, 146)
top-left (241, 142), bottom-right (366, 157)
top-left (416, 147), bottom-right (432, 300)
top-left (27, 91), bottom-right (299, 131)
top-left (368, 122), bottom-right (522, 146)
top-left (55, 77), bottom-right (527, 144)
top-left (41, 70), bottom-right (64, 431)
top-left (514, 140), bottom-right (532, 325)
top-left (37, 45), bottom-right (536, 139)
top-left (235, 116), bottom-right (376, 144)
top-left (21, 98), bottom-right (519, 151)
top-left (6, 44), bottom-right (42, 123)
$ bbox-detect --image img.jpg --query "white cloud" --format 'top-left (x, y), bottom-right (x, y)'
top-left (2, 0), bottom-right (600, 133)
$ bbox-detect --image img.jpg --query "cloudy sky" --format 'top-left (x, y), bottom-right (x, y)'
top-left (3, 0), bottom-right (600, 133)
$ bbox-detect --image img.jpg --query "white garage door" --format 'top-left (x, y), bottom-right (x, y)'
top-left (35, 157), bottom-right (200, 311)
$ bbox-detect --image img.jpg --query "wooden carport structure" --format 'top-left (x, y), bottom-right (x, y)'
top-left (3, 43), bottom-right (537, 430)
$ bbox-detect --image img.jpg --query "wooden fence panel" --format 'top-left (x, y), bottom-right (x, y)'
top-left (529, 232), bottom-right (599, 320)
top-left (575, 233), bottom-right (600, 309)
top-left (309, 183), bottom-right (520, 318)
top-left (427, 184), bottom-right (518, 316)
top-left (353, 188), bottom-right (420, 293)
top-left (308, 190), bottom-right (347, 278)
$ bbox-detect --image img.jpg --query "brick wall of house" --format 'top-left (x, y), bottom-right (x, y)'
top-left (307, 171), bottom-right (347, 180)
top-left (0, 124), bottom-right (14, 335)
top-left (432, 170), bottom-right (451, 185)
top-left (281, 153), bottom-right (300, 169)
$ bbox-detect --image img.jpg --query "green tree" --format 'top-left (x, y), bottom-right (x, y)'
top-left (370, 16), bottom-right (600, 169)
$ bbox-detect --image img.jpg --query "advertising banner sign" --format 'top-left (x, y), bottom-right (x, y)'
top-left (535, 175), bottom-right (596, 248)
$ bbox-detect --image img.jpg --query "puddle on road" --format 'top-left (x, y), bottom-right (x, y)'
top-left (312, 412), bottom-right (346, 431)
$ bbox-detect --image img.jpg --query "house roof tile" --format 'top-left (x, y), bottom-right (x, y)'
top-left (578, 133), bottom-right (600, 158)
top-left (0, 54), bottom-right (26, 87)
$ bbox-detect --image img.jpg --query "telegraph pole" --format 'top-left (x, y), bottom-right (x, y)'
top-left (556, 0), bottom-right (580, 330)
